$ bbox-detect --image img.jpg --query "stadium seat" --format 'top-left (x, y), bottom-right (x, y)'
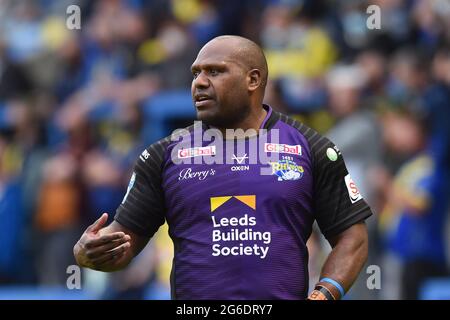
top-left (141, 90), bottom-right (195, 145)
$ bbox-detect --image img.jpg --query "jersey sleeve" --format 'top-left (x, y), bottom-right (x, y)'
top-left (114, 143), bottom-right (167, 238)
top-left (310, 136), bottom-right (373, 240)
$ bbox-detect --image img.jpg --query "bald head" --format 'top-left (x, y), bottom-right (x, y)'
top-left (199, 35), bottom-right (269, 91)
top-left (190, 35), bottom-right (269, 128)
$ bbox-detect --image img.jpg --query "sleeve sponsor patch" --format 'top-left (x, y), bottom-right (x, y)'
top-left (139, 149), bottom-right (150, 162)
top-left (344, 174), bottom-right (363, 204)
top-left (122, 172), bottom-right (136, 204)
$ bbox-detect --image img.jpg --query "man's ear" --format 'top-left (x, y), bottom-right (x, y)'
top-left (247, 69), bottom-right (262, 92)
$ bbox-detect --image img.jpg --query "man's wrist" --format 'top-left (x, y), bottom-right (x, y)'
top-left (308, 285), bottom-right (336, 300)
top-left (319, 277), bottom-right (345, 298)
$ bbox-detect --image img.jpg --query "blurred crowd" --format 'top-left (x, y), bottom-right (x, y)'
top-left (0, 0), bottom-right (449, 299)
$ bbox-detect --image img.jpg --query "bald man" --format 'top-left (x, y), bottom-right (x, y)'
top-left (74, 36), bottom-right (372, 300)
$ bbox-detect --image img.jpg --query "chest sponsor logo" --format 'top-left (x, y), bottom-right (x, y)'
top-left (178, 146), bottom-right (216, 159)
top-left (264, 143), bottom-right (302, 156)
top-left (231, 153), bottom-right (248, 164)
top-left (178, 168), bottom-right (215, 181)
top-left (209, 195), bottom-right (271, 259)
top-left (231, 153), bottom-right (250, 171)
top-left (345, 174), bottom-right (363, 203)
top-left (269, 159), bottom-right (304, 181)
top-left (210, 195), bottom-right (256, 212)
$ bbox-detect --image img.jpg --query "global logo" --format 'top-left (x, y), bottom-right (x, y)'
top-left (269, 160), bottom-right (304, 181)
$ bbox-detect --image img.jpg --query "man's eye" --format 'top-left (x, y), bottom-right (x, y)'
top-left (192, 71), bottom-right (199, 79)
top-left (209, 69), bottom-right (219, 76)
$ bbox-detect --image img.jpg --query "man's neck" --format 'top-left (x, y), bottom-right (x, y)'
top-left (219, 106), bottom-right (267, 139)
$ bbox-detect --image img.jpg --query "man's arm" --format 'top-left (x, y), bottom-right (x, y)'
top-left (74, 141), bottom-right (169, 272)
top-left (73, 213), bottom-right (150, 272)
top-left (308, 222), bottom-right (368, 300)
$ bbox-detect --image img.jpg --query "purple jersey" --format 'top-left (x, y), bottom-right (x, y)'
top-left (115, 105), bottom-right (372, 299)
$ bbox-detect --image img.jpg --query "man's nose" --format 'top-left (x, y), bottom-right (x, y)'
top-left (193, 71), bottom-right (210, 89)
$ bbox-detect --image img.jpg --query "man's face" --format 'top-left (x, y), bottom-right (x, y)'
top-left (191, 42), bottom-right (251, 128)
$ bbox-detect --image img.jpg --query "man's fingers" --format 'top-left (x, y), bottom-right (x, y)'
top-left (94, 249), bottom-right (127, 268)
top-left (90, 242), bottom-right (131, 265)
top-left (85, 237), bottom-right (131, 259)
top-left (86, 213), bottom-right (108, 233)
top-left (84, 232), bottom-right (129, 249)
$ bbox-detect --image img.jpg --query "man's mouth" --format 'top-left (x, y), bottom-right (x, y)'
top-left (194, 94), bottom-right (214, 108)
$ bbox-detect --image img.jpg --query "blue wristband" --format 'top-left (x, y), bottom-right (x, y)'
top-left (320, 278), bottom-right (345, 297)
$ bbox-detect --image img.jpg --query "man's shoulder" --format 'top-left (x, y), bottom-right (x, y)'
top-left (141, 123), bottom-right (197, 160)
top-left (274, 110), bottom-right (332, 152)
top-left (275, 111), bottom-right (312, 134)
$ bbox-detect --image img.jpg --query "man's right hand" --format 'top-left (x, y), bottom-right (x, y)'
top-left (73, 213), bottom-right (132, 272)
